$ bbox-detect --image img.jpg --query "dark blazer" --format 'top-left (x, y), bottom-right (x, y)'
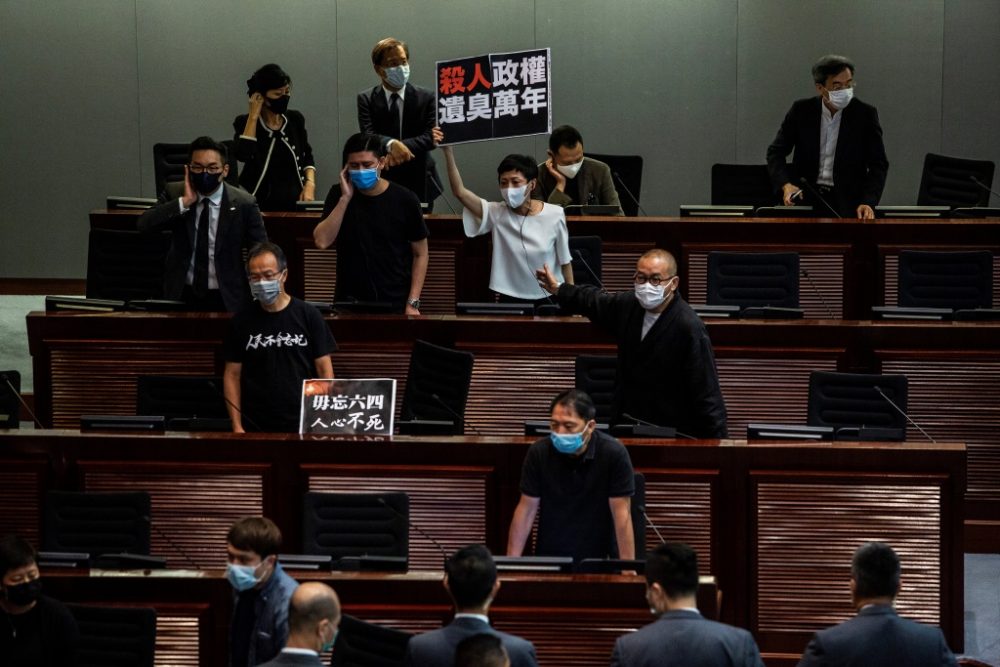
top-left (357, 82), bottom-right (439, 202)
top-left (766, 96), bottom-right (889, 214)
top-left (233, 110), bottom-right (315, 211)
top-left (257, 650), bottom-right (324, 667)
top-left (534, 156), bottom-right (624, 214)
top-left (612, 609), bottom-right (764, 667)
top-left (404, 616), bottom-right (538, 667)
top-left (137, 181), bottom-right (267, 312)
top-left (797, 604), bottom-right (957, 667)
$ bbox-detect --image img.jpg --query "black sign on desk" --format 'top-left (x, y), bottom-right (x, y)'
top-left (299, 378), bottom-right (396, 435)
top-left (436, 48), bottom-right (552, 145)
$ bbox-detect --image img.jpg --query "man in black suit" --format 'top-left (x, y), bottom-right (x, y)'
top-left (258, 582), bottom-right (341, 667)
top-left (138, 136), bottom-right (267, 311)
top-left (797, 542), bottom-right (957, 667)
top-left (357, 37), bottom-right (441, 208)
top-left (404, 545), bottom-right (538, 667)
top-left (766, 54), bottom-right (889, 219)
top-left (611, 542), bottom-right (764, 667)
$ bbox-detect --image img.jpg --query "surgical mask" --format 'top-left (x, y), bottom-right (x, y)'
top-left (321, 627), bottom-right (339, 653)
top-left (191, 171), bottom-right (222, 196)
top-left (267, 94), bottom-right (290, 115)
top-left (826, 87), bottom-right (853, 110)
top-left (226, 562), bottom-right (263, 592)
top-left (550, 428), bottom-right (587, 454)
top-left (4, 579), bottom-right (42, 606)
top-left (250, 278), bottom-right (281, 305)
top-left (384, 64), bottom-right (410, 89)
top-left (502, 185), bottom-right (528, 209)
top-left (556, 159), bottom-right (584, 180)
top-left (634, 282), bottom-right (667, 310)
top-left (349, 167), bottom-right (379, 191)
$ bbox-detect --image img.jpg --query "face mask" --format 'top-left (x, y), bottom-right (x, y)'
top-left (321, 626), bottom-right (339, 653)
top-left (550, 428), bottom-right (587, 454)
top-left (226, 562), bottom-right (263, 592)
top-left (191, 171), bottom-right (222, 196)
top-left (349, 167), bottom-right (379, 191)
top-left (635, 282), bottom-right (668, 310)
top-left (826, 87), bottom-right (853, 110)
top-left (502, 185), bottom-right (528, 209)
top-left (266, 94), bottom-right (290, 115)
top-left (250, 278), bottom-right (281, 305)
top-left (384, 64), bottom-right (410, 89)
top-left (556, 159), bottom-right (584, 180)
top-left (4, 579), bottom-right (42, 606)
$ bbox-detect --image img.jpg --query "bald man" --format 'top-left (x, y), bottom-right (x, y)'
top-left (258, 582), bottom-right (341, 666)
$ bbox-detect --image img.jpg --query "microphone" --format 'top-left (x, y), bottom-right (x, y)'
top-left (377, 496), bottom-right (449, 569)
top-left (798, 177), bottom-right (841, 218)
top-left (142, 515), bottom-right (200, 570)
top-left (1, 373), bottom-right (44, 429)
top-left (637, 505), bottom-right (666, 545)
top-left (799, 268), bottom-right (835, 319)
top-left (430, 393), bottom-right (483, 436)
top-left (873, 386), bottom-right (936, 443)
top-left (612, 172), bottom-right (648, 217)
top-left (571, 249), bottom-right (606, 291)
top-left (970, 176), bottom-right (1000, 201)
top-left (206, 380), bottom-right (263, 433)
top-left (425, 171), bottom-right (459, 215)
top-left (621, 413), bottom-right (696, 440)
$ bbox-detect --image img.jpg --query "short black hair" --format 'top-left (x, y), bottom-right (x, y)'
top-left (852, 542), bottom-right (900, 599)
top-left (550, 389), bottom-right (596, 422)
top-left (0, 534), bottom-right (37, 579)
top-left (247, 242), bottom-right (288, 273)
top-left (497, 154), bottom-right (538, 183)
top-left (342, 132), bottom-right (386, 166)
top-left (549, 125), bottom-right (583, 154)
top-left (812, 54), bottom-right (855, 85)
top-left (645, 542), bottom-right (699, 598)
top-left (247, 63), bottom-right (291, 96)
top-left (227, 517), bottom-right (282, 558)
top-left (189, 136), bottom-right (228, 165)
top-left (456, 633), bottom-right (508, 667)
top-left (446, 544), bottom-right (497, 609)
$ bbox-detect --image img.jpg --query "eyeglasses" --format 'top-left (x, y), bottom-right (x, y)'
top-left (633, 273), bottom-right (676, 287)
top-left (248, 270), bottom-right (285, 281)
top-left (188, 164), bottom-right (223, 175)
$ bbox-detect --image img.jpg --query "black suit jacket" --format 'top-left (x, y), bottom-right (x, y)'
top-left (404, 616), bottom-right (538, 667)
top-left (137, 182), bottom-right (267, 311)
top-left (256, 650), bottom-right (324, 667)
top-left (357, 83), bottom-right (439, 202)
top-left (612, 609), bottom-right (764, 667)
top-left (797, 604), bottom-right (957, 667)
top-left (766, 96), bottom-right (889, 214)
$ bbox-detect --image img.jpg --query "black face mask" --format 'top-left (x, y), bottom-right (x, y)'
top-left (5, 579), bottom-right (41, 606)
top-left (191, 171), bottom-right (222, 196)
top-left (266, 95), bottom-right (290, 115)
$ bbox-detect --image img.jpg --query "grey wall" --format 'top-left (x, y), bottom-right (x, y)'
top-left (1, 0), bottom-right (998, 279)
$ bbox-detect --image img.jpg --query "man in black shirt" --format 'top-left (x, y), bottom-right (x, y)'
top-left (507, 390), bottom-right (635, 562)
top-left (224, 242), bottom-right (336, 433)
top-left (314, 133), bottom-right (430, 314)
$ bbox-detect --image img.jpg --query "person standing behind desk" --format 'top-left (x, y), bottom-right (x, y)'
top-left (766, 54), bottom-right (889, 220)
top-left (314, 133), bottom-right (429, 314)
top-left (534, 124), bottom-right (623, 215)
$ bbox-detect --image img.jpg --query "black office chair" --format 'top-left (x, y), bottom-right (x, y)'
top-left (42, 491), bottom-right (151, 557)
top-left (587, 153), bottom-right (643, 216)
top-left (330, 614), bottom-right (412, 667)
top-left (0, 370), bottom-right (20, 429)
top-left (706, 252), bottom-right (801, 313)
top-left (302, 492), bottom-right (409, 570)
top-left (86, 229), bottom-right (172, 301)
top-left (69, 604), bottom-right (157, 667)
top-left (917, 153), bottom-right (996, 208)
top-left (135, 375), bottom-right (229, 428)
top-left (898, 250), bottom-right (993, 310)
top-left (711, 164), bottom-right (775, 209)
top-left (575, 355), bottom-right (617, 425)
top-left (398, 340), bottom-right (474, 435)
top-left (153, 140), bottom-right (239, 195)
top-left (807, 371), bottom-right (908, 440)
top-left (568, 236), bottom-right (603, 288)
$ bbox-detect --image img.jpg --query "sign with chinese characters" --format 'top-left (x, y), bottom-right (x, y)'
top-left (299, 378), bottom-right (396, 436)
top-left (436, 48), bottom-right (552, 144)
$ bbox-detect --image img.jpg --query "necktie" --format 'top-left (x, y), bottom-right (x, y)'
top-left (193, 198), bottom-right (211, 296)
top-left (389, 93), bottom-right (401, 139)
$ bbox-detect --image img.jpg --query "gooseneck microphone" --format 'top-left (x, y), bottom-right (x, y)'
top-left (142, 515), bottom-right (201, 570)
top-left (1, 373), bottom-right (44, 429)
top-left (970, 176), bottom-right (1000, 200)
top-left (571, 249), bottom-right (606, 292)
top-left (800, 268), bottom-right (835, 319)
top-left (425, 172), bottom-right (459, 215)
top-left (637, 505), bottom-right (667, 545)
top-left (206, 380), bottom-right (263, 433)
top-left (873, 386), bottom-right (936, 443)
top-left (799, 177), bottom-right (842, 218)
top-left (430, 393), bottom-right (483, 436)
top-left (621, 412), bottom-right (696, 440)
top-left (377, 496), bottom-right (449, 569)
top-left (612, 172), bottom-right (648, 217)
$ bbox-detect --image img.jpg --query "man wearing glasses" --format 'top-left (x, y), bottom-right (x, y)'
top-left (536, 249), bottom-right (727, 439)
top-left (139, 136), bottom-right (267, 311)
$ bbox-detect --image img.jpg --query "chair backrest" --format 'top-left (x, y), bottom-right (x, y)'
top-left (587, 153), bottom-right (643, 216)
top-left (917, 152), bottom-right (996, 208)
top-left (0, 370), bottom-right (20, 428)
top-left (575, 355), bottom-right (617, 425)
top-left (136, 375), bottom-right (228, 420)
top-left (568, 235), bottom-right (603, 287)
top-left (400, 340), bottom-right (475, 434)
top-left (69, 604), bottom-right (157, 667)
top-left (43, 491), bottom-right (151, 556)
top-left (711, 163), bottom-right (775, 208)
top-left (707, 252), bottom-right (800, 308)
top-left (86, 229), bottom-right (172, 301)
top-left (898, 250), bottom-right (994, 309)
top-left (302, 492), bottom-right (409, 563)
top-left (152, 141), bottom-right (239, 195)
top-left (631, 472), bottom-right (646, 558)
top-left (330, 614), bottom-right (412, 667)
top-left (807, 371), bottom-right (908, 433)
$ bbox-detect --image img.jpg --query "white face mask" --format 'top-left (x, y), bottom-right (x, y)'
top-left (556, 159), bottom-right (584, 179)
top-left (502, 185), bottom-right (528, 209)
top-left (384, 64), bottom-right (410, 89)
top-left (635, 282), bottom-right (667, 310)
top-left (826, 87), bottom-right (854, 110)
